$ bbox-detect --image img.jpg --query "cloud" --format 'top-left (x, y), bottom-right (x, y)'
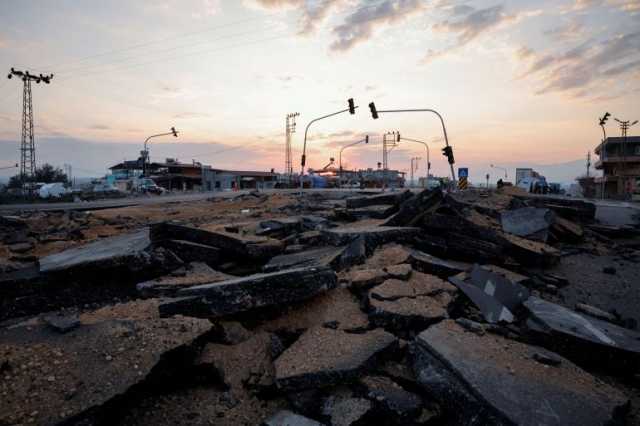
top-left (330, 0), bottom-right (424, 51)
top-left (517, 31), bottom-right (640, 96)
top-left (89, 124), bottom-right (111, 130)
top-left (544, 19), bottom-right (584, 41)
top-left (247, 0), bottom-right (344, 34)
top-left (173, 112), bottom-right (210, 119)
top-left (422, 4), bottom-right (539, 64)
top-left (570, 0), bottom-right (640, 12)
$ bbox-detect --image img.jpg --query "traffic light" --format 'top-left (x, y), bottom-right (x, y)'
top-left (369, 102), bottom-right (378, 119)
top-left (301, 154), bottom-right (306, 167)
top-left (348, 98), bottom-right (356, 115)
top-left (171, 127), bottom-right (178, 137)
top-left (442, 146), bottom-right (455, 165)
top-left (365, 135), bottom-right (369, 144)
top-left (396, 132), bottom-right (400, 143)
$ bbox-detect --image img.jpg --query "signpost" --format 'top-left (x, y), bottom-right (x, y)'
top-left (458, 167), bottom-right (469, 190)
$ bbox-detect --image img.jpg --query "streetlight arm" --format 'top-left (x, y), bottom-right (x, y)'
top-left (301, 107), bottom-right (356, 168)
top-left (399, 137), bottom-right (430, 177)
top-left (339, 137), bottom-right (367, 169)
top-left (144, 131), bottom-right (179, 151)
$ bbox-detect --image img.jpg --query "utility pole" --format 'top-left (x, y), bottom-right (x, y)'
top-left (598, 113), bottom-right (610, 199)
top-left (586, 151), bottom-right (591, 178)
top-left (7, 68), bottom-right (54, 185)
top-left (614, 117), bottom-right (638, 198)
top-left (285, 112), bottom-right (299, 182)
top-left (382, 131), bottom-right (399, 191)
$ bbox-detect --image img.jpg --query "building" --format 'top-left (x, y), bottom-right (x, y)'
top-left (515, 168), bottom-right (533, 185)
top-left (594, 136), bottom-right (640, 200)
top-left (202, 168), bottom-right (278, 191)
top-left (109, 158), bottom-right (278, 192)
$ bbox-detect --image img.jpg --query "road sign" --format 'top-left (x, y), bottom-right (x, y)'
top-left (458, 168), bottom-right (469, 178)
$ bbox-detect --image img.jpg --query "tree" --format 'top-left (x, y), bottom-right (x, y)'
top-left (7, 163), bottom-right (68, 188)
top-left (34, 164), bottom-right (67, 183)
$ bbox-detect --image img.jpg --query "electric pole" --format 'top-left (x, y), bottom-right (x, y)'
top-left (285, 112), bottom-right (299, 181)
top-left (382, 131), bottom-right (399, 191)
top-left (586, 151), bottom-right (591, 178)
top-left (7, 68), bottom-right (54, 184)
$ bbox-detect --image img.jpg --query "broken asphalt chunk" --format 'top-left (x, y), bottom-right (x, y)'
top-left (368, 273), bottom-right (456, 333)
top-left (162, 239), bottom-right (221, 264)
top-left (345, 190), bottom-right (412, 209)
top-left (274, 327), bottom-right (397, 392)
top-left (137, 262), bottom-right (235, 297)
top-left (151, 222), bottom-right (283, 260)
top-left (359, 375), bottom-right (423, 421)
top-left (525, 296), bottom-right (640, 356)
top-left (411, 320), bottom-right (629, 426)
top-left (322, 226), bottom-right (420, 251)
top-left (500, 207), bottom-right (554, 242)
top-left (0, 300), bottom-right (212, 426)
top-left (263, 246), bottom-right (346, 273)
top-left (408, 250), bottom-right (470, 279)
top-left (263, 410), bottom-right (325, 426)
top-left (383, 187), bottom-right (443, 227)
top-left (159, 266), bottom-right (337, 319)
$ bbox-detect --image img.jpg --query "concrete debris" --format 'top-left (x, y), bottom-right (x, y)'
top-left (412, 320), bottom-right (629, 426)
top-left (137, 262), bottom-right (235, 297)
top-left (274, 327), bottom-right (397, 392)
top-left (336, 204), bottom-right (397, 220)
top-left (384, 263), bottom-right (412, 280)
top-left (0, 300), bottom-right (212, 426)
top-left (159, 266), bottom-right (337, 318)
top-left (500, 207), bottom-right (554, 241)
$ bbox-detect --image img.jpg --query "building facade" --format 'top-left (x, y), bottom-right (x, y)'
top-left (594, 136), bottom-right (640, 200)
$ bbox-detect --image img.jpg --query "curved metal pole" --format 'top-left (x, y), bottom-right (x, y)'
top-left (143, 129), bottom-right (178, 176)
top-left (400, 137), bottom-right (430, 180)
top-left (377, 108), bottom-right (455, 184)
top-left (339, 137), bottom-right (367, 188)
top-left (490, 164), bottom-right (507, 179)
top-left (300, 107), bottom-right (354, 193)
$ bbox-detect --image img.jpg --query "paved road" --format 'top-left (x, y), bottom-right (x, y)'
top-left (0, 191), bottom-right (248, 213)
top-left (0, 188), bottom-right (368, 213)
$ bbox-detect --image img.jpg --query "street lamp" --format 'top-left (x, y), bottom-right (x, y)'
top-left (300, 98), bottom-right (357, 193)
top-left (143, 127), bottom-right (179, 176)
top-left (490, 164), bottom-right (507, 179)
top-left (397, 134), bottom-right (432, 180)
top-left (339, 135), bottom-right (369, 188)
top-left (368, 103), bottom-right (456, 185)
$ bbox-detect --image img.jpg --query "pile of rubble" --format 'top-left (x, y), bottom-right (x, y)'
top-left (1, 188), bottom-right (639, 425)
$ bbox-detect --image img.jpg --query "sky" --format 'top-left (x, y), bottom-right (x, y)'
top-left (0, 0), bottom-right (638, 183)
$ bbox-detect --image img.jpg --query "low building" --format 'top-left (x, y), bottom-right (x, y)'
top-left (202, 168), bottom-right (278, 191)
top-left (594, 136), bottom-right (640, 200)
top-left (109, 158), bottom-right (278, 192)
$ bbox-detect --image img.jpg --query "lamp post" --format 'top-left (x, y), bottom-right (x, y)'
top-left (398, 135), bottom-right (432, 181)
top-left (490, 164), bottom-right (507, 179)
top-left (368, 103), bottom-right (456, 185)
top-left (300, 99), bottom-right (357, 194)
top-left (598, 113), bottom-right (610, 199)
top-left (339, 135), bottom-right (369, 188)
top-left (142, 127), bottom-right (178, 176)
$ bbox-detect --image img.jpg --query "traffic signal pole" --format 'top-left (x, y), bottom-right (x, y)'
top-left (300, 99), bottom-right (357, 194)
top-left (367, 105), bottom-right (456, 185)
